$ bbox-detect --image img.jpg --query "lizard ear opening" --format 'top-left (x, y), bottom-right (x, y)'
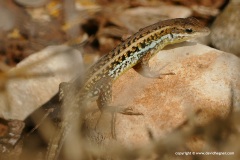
top-left (185, 28), bottom-right (193, 33)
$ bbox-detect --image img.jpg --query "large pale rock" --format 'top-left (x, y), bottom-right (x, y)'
top-left (0, 45), bottom-right (83, 120)
top-left (85, 42), bottom-right (240, 150)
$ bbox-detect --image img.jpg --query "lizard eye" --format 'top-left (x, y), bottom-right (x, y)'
top-left (185, 28), bottom-right (193, 33)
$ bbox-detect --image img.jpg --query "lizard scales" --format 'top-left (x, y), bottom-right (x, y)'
top-left (78, 17), bottom-right (210, 104)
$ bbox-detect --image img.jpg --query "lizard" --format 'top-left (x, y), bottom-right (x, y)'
top-left (45, 17), bottom-right (210, 159)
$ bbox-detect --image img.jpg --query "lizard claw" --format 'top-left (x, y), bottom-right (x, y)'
top-left (119, 107), bottom-right (143, 115)
top-left (157, 72), bottom-right (175, 79)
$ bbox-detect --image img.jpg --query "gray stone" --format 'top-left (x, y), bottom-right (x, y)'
top-left (0, 45), bottom-right (83, 120)
top-left (14, 0), bottom-right (49, 7)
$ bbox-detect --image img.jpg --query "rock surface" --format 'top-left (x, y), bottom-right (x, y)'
top-left (210, 0), bottom-right (240, 56)
top-left (0, 45), bottom-right (83, 120)
top-left (85, 42), bottom-right (240, 150)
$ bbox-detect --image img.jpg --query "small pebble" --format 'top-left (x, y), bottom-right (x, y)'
top-left (0, 7), bottom-right (15, 31)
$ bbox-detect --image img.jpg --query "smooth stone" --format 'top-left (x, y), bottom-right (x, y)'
top-left (0, 45), bottom-right (83, 120)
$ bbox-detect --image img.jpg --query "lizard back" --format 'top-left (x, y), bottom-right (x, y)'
top-left (78, 17), bottom-right (210, 98)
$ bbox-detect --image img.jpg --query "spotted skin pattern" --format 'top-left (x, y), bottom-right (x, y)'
top-left (74, 17), bottom-right (210, 109)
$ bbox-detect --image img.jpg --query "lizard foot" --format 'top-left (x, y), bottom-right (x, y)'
top-left (95, 106), bottom-right (143, 139)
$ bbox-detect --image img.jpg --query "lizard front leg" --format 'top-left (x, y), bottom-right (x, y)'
top-left (133, 50), bottom-right (175, 79)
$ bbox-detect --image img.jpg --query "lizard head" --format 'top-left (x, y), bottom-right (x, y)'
top-left (168, 17), bottom-right (210, 42)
